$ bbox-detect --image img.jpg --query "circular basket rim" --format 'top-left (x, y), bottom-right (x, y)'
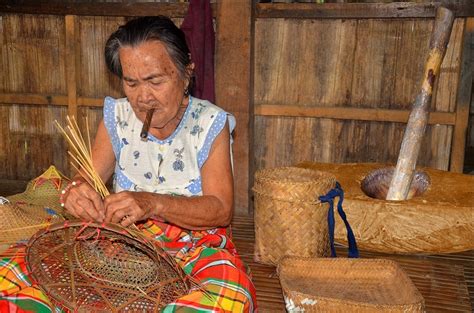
top-left (25, 220), bottom-right (191, 311)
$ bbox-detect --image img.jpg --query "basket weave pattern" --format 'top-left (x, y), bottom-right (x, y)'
top-left (26, 221), bottom-right (190, 312)
top-left (278, 257), bottom-right (424, 312)
top-left (0, 203), bottom-right (63, 248)
top-left (253, 167), bottom-right (336, 265)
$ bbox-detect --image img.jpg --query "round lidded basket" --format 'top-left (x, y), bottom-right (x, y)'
top-left (253, 167), bottom-right (336, 265)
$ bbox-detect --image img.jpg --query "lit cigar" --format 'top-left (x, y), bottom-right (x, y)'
top-left (140, 108), bottom-right (154, 141)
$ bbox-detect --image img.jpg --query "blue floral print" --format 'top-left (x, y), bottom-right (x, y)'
top-left (173, 147), bottom-right (185, 172)
top-left (191, 103), bottom-right (205, 120)
top-left (115, 116), bottom-right (128, 130)
top-left (190, 125), bottom-right (204, 137)
top-left (173, 160), bottom-right (184, 172)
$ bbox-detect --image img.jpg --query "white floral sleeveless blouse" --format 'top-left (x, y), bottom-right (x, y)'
top-left (103, 96), bottom-right (235, 196)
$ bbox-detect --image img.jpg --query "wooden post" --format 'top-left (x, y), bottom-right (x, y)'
top-left (450, 18), bottom-right (474, 172)
top-left (65, 15), bottom-right (79, 177)
top-left (65, 15), bottom-right (78, 119)
top-left (215, 0), bottom-right (253, 215)
top-left (386, 7), bottom-right (455, 201)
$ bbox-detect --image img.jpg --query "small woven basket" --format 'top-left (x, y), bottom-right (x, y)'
top-left (278, 257), bottom-right (425, 312)
top-left (253, 167), bottom-right (336, 265)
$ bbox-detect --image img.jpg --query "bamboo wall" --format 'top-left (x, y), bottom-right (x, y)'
top-left (0, 13), bottom-right (181, 178)
top-left (0, 2), bottom-right (472, 215)
top-left (253, 17), bottom-right (468, 172)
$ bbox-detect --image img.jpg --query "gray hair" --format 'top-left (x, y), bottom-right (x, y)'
top-left (105, 16), bottom-right (192, 80)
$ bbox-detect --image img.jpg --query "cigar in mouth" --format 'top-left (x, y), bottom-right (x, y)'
top-left (140, 108), bottom-right (155, 141)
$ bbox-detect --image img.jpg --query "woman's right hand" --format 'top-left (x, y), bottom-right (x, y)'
top-left (62, 180), bottom-right (106, 222)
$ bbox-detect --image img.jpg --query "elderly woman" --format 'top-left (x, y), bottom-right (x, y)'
top-left (0, 16), bottom-right (256, 312)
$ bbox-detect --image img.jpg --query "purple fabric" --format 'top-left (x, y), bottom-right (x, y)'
top-left (181, 0), bottom-right (215, 103)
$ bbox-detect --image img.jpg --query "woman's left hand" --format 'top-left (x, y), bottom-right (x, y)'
top-left (103, 191), bottom-right (158, 227)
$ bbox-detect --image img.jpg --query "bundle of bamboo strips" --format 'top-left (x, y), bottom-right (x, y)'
top-left (54, 116), bottom-right (109, 198)
top-left (55, 116), bottom-right (143, 231)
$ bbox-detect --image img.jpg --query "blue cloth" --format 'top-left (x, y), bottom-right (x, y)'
top-left (319, 182), bottom-right (359, 258)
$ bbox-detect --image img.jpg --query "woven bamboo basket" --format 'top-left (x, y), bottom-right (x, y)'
top-left (278, 257), bottom-right (425, 312)
top-left (26, 221), bottom-right (191, 312)
top-left (253, 167), bottom-right (336, 265)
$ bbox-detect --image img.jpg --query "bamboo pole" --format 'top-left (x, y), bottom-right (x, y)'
top-left (65, 15), bottom-right (78, 119)
top-left (386, 7), bottom-right (455, 201)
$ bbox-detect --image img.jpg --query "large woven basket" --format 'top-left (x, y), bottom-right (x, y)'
top-left (26, 221), bottom-right (191, 312)
top-left (278, 257), bottom-right (425, 312)
top-left (253, 167), bottom-right (336, 265)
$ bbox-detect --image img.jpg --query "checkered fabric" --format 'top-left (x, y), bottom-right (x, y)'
top-left (0, 220), bottom-right (257, 312)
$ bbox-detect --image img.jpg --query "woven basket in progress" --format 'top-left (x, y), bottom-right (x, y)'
top-left (26, 221), bottom-right (191, 312)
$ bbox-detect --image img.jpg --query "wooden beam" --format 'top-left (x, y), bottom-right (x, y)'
top-left (65, 15), bottom-right (78, 118)
top-left (256, 2), bottom-right (474, 19)
top-left (255, 104), bottom-right (456, 125)
top-left (0, 2), bottom-right (216, 18)
top-left (0, 93), bottom-right (456, 126)
top-left (215, 0), bottom-right (252, 215)
top-left (0, 94), bottom-right (103, 107)
top-left (0, 93), bottom-right (68, 106)
top-left (78, 97), bottom-right (104, 107)
top-left (450, 18), bottom-right (474, 172)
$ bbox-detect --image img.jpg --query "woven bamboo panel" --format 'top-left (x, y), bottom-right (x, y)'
top-left (77, 16), bottom-right (125, 99)
top-left (254, 18), bottom-right (464, 172)
top-left (0, 104), bottom-right (69, 179)
top-left (0, 14), bottom-right (66, 94)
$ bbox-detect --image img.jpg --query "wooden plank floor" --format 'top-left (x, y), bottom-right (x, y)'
top-left (231, 215), bottom-right (474, 313)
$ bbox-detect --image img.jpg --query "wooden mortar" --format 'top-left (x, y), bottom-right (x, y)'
top-left (299, 162), bottom-right (474, 254)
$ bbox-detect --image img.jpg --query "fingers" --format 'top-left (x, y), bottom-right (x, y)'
top-left (104, 192), bottom-right (146, 225)
top-left (104, 201), bottom-right (135, 225)
top-left (64, 184), bottom-right (105, 222)
top-left (119, 215), bottom-right (135, 227)
top-left (107, 204), bottom-right (130, 224)
top-left (69, 204), bottom-right (96, 222)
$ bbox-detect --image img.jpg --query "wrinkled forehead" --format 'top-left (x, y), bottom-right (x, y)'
top-left (119, 41), bottom-right (180, 78)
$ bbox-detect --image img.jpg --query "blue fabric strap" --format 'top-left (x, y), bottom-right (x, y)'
top-left (319, 182), bottom-right (359, 258)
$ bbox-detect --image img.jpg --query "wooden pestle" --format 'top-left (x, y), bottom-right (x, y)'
top-left (386, 7), bottom-right (455, 200)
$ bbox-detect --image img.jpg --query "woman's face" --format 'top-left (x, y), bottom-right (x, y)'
top-left (119, 40), bottom-right (189, 129)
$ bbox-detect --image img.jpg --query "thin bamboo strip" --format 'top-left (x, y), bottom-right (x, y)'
top-left (55, 116), bottom-right (109, 198)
